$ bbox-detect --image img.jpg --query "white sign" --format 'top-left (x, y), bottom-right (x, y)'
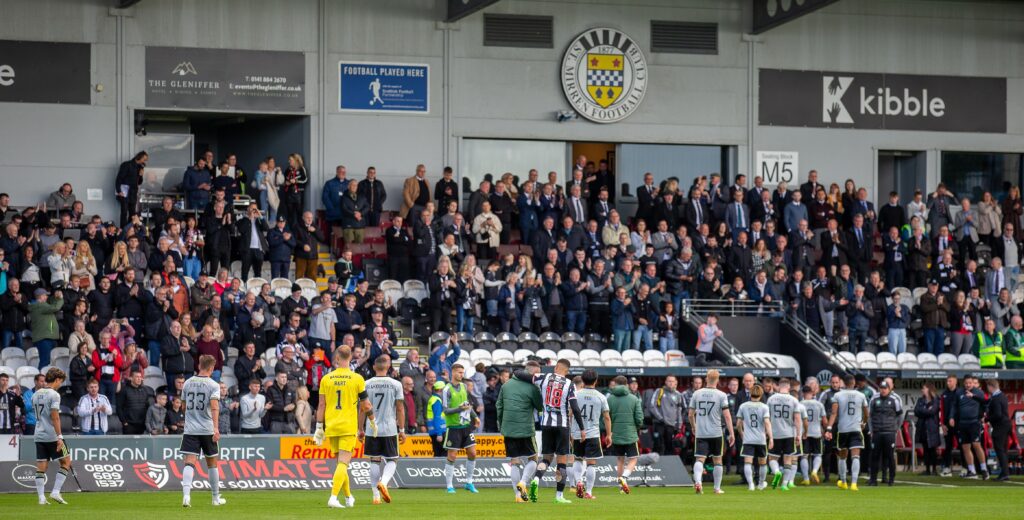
top-left (87, 188), bottom-right (103, 201)
top-left (0, 435), bottom-right (18, 462)
top-left (560, 27), bottom-right (648, 124)
top-left (756, 151), bottom-right (799, 187)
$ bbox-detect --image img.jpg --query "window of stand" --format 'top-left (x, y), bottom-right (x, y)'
top-left (940, 151), bottom-right (1024, 202)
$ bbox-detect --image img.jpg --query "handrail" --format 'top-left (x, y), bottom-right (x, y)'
top-left (679, 300), bottom-right (757, 367)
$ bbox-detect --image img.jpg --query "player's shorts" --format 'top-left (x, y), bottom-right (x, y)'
top-left (572, 438), bottom-right (604, 460)
top-left (444, 427), bottom-right (476, 450)
top-left (802, 436), bottom-right (823, 455)
top-left (740, 443), bottom-right (767, 459)
top-left (695, 436), bottom-right (725, 458)
top-left (364, 436), bottom-right (399, 459)
top-left (611, 442), bottom-right (639, 459)
top-left (837, 431), bottom-right (865, 450)
top-left (180, 434), bottom-right (219, 458)
top-left (329, 435), bottom-right (358, 454)
top-left (540, 426), bottom-right (571, 456)
top-left (35, 440), bottom-right (70, 462)
top-left (504, 436), bottom-right (537, 459)
top-left (958, 422), bottom-right (982, 444)
top-left (769, 437), bottom-right (797, 457)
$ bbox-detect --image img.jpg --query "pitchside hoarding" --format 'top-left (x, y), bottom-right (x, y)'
top-left (0, 457), bottom-right (691, 493)
top-left (145, 46), bottom-right (305, 111)
top-left (759, 69), bottom-right (1006, 133)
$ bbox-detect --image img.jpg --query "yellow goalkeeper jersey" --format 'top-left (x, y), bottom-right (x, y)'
top-left (319, 367), bottom-right (367, 437)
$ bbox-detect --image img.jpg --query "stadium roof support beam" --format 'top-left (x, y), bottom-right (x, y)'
top-left (752, 0), bottom-right (841, 34)
top-left (446, 0), bottom-right (501, 22)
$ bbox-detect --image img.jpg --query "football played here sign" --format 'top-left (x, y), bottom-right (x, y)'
top-left (755, 151), bottom-right (799, 188)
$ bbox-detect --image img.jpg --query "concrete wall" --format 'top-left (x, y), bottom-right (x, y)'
top-left (0, 0), bottom-right (1022, 219)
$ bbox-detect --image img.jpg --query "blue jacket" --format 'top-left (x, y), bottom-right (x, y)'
top-left (611, 298), bottom-right (634, 331)
top-left (429, 341), bottom-right (462, 382)
top-left (322, 177), bottom-right (349, 222)
top-left (748, 281), bottom-right (776, 304)
top-left (517, 194), bottom-right (539, 231)
top-left (426, 394), bottom-right (446, 436)
top-left (886, 304), bottom-right (911, 329)
top-left (182, 166), bottom-right (212, 209)
top-left (266, 227), bottom-right (296, 263)
top-left (783, 202), bottom-right (809, 234)
top-left (335, 307), bottom-right (363, 337)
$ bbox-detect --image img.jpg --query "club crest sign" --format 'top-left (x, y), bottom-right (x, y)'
top-left (561, 27), bottom-right (648, 123)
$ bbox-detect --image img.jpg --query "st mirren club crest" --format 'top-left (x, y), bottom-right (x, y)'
top-left (561, 27), bottom-right (648, 123)
top-left (134, 462), bottom-right (170, 489)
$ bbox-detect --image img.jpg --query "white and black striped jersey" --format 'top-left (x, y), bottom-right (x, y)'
top-left (533, 373), bottom-right (577, 429)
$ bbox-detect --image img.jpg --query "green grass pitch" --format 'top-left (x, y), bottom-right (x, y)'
top-left (3, 474), bottom-right (1022, 519)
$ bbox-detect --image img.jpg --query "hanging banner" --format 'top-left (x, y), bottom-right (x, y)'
top-left (145, 46), bottom-right (305, 111)
top-left (339, 61), bottom-right (429, 113)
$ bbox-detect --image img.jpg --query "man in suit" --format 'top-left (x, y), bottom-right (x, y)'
top-left (959, 259), bottom-right (982, 294)
top-left (682, 187), bottom-right (708, 232)
top-left (788, 219), bottom-right (816, 275)
top-left (592, 188), bottom-right (614, 228)
top-left (532, 216), bottom-right (557, 268)
top-left (953, 197), bottom-right (979, 263)
top-left (489, 181), bottom-right (514, 244)
top-left (654, 191), bottom-right (679, 231)
top-left (565, 183), bottom-right (588, 228)
top-left (635, 172), bottom-right (658, 224)
top-left (235, 202), bottom-right (269, 281)
top-left (400, 164), bottom-right (430, 222)
top-left (985, 379), bottom-right (1011, 481)
top-left (799, 169), bottom-right (822, 203)
top-left (847, 188), bottom-right (877, 232)
top-left (932, 225), bottom-right (959, 262)
top-left (413, 209), bottom-right (438, 280)
top-left (725, 190), bottom-right (750, 241)
top-left (821, 218), bottom-right (849, 271)
top-left (357, 166), bottom-right (387, 227)
top-left (994, 223), bottom-right (1023, 272)
top-left (847, 214), bottom-right (873, 283)
top-left (709, 173), bottom-right (729, 221)
top-left (746, 176), bottom-right (768, 207)
top-left (749, 189), bottom-right (776, 227)
top-left (926, 184), bottom-right (958, 234)
top-left (565, 167), bottom-right (591, 203)
top-left (558, 215), bottom-right (585, 252)
top-left (726, 231), bottom-right (754, 283)
top-left (985, 257), bottom-right (1017, 303)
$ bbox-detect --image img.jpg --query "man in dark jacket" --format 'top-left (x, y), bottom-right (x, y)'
top-left (938, 375), bottom-right (959, 476)
top-left (266, 216), bottom-right (296, 279)
top-left (413, 211), bottom-right (438, 280)
top-left (340, 180), bottom-right (369, 244)
top-left (234, 341), bottom-right (267, 385)
top-left (266, 372), bottom-right (297, 433)
top-left (292, 211), bottom-right (321, 280)
top-left (160, 320), bottom-right (195, 390)
top-left (496, 360), bottom-right (543, 494)
top-left (235, 202), bottom-right (270, 281)
top-left (489, 182), bottom-right (514, 244)
top-left (117, 369), bottom-right (155, 434)
top-left (144, 287), bottom-right (179, 367)
top-left (985, 379), bottom-right (1011, 481)
top-left (115, 151), bottom-right (147, 227)
top-left (357, 166), bottom-right (387, 227)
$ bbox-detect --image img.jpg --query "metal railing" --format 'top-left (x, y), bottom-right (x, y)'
top-left (777, 306), bottom-right (866, 377)
top-left (679, 299), bottom-right (759, 367)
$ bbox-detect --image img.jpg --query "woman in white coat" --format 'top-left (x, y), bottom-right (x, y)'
top-left (472, 200), bottom-right (502, 260)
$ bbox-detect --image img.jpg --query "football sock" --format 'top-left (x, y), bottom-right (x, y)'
top-left (585, 466), bottom-right (596, 494)
top-left (768, 459), bottom-right (780, 474)
top-left (800, 458), bottom-right (809, 480)
top-left (510, 463), bottom-right (522, 493)
top-left (713, 465), bottom-right (723, 491)
top-left (381, 460), bottom-right (397, 487)
top-left (573, 461), bottom-right (584, 486)
top-left (744, 463), bottom-right (754, 486)
top-left (837, 459), bottom-right (847, 483)
top-left (812, 455), bottom-right (822, 475)
top-left (522, 460), bottom-right (537, 484)
top-left (556, 463), bottom-right (567, 493)
top-left (622, 468), bottom-right (632, 478)
top-left (693, 461), bottom-right (704, 483)
top-left (209, 467), bottom-right (220, 498)
top-left (851, 457), bottom-right (860, 483)
top-left (35, 471), bottom-right (45, 500)
top-left (758, 465), bottom-right (767, 485)
top-left (53, 468), bottom-right (67, 495)
top-left (182, 463), bottom-right (195, 498)
top-left (535, 460), bottom-right (549, 481)
top-left (465, 460), bottom-right (476, 484)
top-left (444, 462), bottom-right (455, 488)
top-left (784, 464), bottom-right (795, 486)
top-left (370, 462), bottom-right (381, 497)
top-left (332, 462), bottom-right (349, 497)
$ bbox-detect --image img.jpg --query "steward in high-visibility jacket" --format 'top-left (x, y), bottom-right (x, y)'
top-left (1002, 320), bottom-right (1024, 368)
top-left (976, 325), bottom-right (1005, 369)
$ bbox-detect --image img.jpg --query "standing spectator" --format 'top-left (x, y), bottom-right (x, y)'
top-left (845, 284), bottom-right (874, 353)
top-left (145, 393), bottom-right (168, 435)
top-left (400, 163), bottom-right (430, 223)
top-left (292, 211), bottom-right (320, 280)
top-left (649, 375), bottom-right (684, 455)
top-left (192, 325), bottom-right (225, 381)
top-left (252, 160), bottom-right (280, 224)
top-left (385, 216), bottom-right (412, 282)
top-left (413, 210), bottom-right (438, 280)
top-left (303, 345), bottom-right (331, 409)
top-left (182, 157), bottom-right (212, 210)
top-left (166, 396), bottom-right (185, 434)
top-left (926, 184), bottom-right (957, 233)
top-left (357, 166), bottom-right (387, 227)
top-left (1004, 315), bottom-right (1024, 368)
top-left (914, 382), bottom-right (941, 476)
top-left (321, 165), bottom-right (349, 227)
top-left (295, 386), bottom-right (313, 434)
top-left (400, 349), bottom-right (427, 391)
top-left (435, 166), bottom-right (458, 208)
top-left (115, 151), bottom-right (147, 227)
top-left (117, 369), bottom-right (155, 434)
top-left (472, 201), bottom-right (502, 260)
top-left (696, 313), bottom-right (723, 365)
top-left (339, 180), bottom-right (368, 244)
top-left (428, 335), bottom-right (461, 383)
top-left (266, 216), bottom-right (296, 279)
top-left (490, 181), bottom-right (514, 244)
top-left (266, 372), bottom-right (297, 434)
top-left (918, 281), bottom-right (949, 356)
top-left (160, 321), bottom-right (194, 390)
top-left (985, 379), bottom-right (1011, 482)
top-left (28, 287), bottom-right (62, 367)
top-left (274, 342), bottom-right (307, 388)
top-left (233, 342), bottom-right (267, 385)
top-left (69, 341), bottom-right (94, 401)
top-left (0, 373), bottom-right (24, 433)
top-left (610, 287), bottom-right (634, 352)
top-left (280, 153), bottom-right (308, 228)
top-left (92, 331), bottom-right (123, 411)
top-left (885, 292), bottom-right (910, 355)
top-left (428, 258), bottom-right (457, 334)
top-left (77, 380), bottom-right (113, 435)
top-left (235, 203), bottom-right (269, 281)
top-left (308, 293), bottom-right (338, 354)
top-left (239, 378), bottom-right (267, 434)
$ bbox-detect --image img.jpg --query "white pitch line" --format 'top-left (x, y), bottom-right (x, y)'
top-left (892, 480), bottom-right (959, 488)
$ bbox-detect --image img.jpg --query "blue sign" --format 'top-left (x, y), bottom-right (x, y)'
top-left (339, 61), bottom-right (429, 113)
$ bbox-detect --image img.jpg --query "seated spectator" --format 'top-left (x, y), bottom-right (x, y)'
top-left (76, 380), bottom-right (113, 435)
top-left (146, 393), bottom-right (169, 435)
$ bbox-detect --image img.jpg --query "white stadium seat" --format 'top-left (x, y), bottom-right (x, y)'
top-left (643, 350), bottom-right (664, 362)
top-left (622, 350), bottom-right (643, 362)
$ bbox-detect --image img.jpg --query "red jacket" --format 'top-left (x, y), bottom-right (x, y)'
top-left (92, 346), bottom-right (124, 383)
top-left (192, 339), bottom-right (224, 371)
top-left (305, 356), bottom-right (332, 389)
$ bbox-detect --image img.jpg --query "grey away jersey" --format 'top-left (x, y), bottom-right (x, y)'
top-left (182, 376), bottom-right (220, 435)
top-left (833, 389), bottom-right (868, 433)
top-left (766, 393), bottom-right (801, 439)
top-left (32, 388), bottom-right (61, 442)
top-left (736, 401), bottom-right (769, 445)
top-left (571, 388), bottom-right (609, 440)
top-left (801, 399), bottom-right (827, 437)
top-left (689, 388), bottom-right (729, 438)
top-left (365, 376), bottom-right (403, 437)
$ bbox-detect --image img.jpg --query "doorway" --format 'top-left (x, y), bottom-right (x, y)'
top-left (877, 150), bottom-right (926, 206)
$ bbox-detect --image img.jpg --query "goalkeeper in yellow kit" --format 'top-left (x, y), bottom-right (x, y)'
top-left (314, 345), bottom-right (375, 509)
